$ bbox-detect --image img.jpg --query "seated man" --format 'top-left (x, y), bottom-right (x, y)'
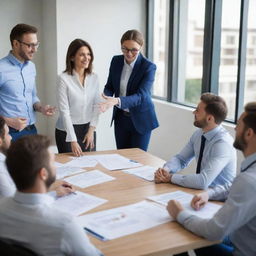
top-left (0, 134), bottom-right (102, 255)
top-left (0, 116), bottom-right (73, 198)
top-left (168, 102), bottom-right (256, 256)
top-left (155, 93), bottom-right (236, 190)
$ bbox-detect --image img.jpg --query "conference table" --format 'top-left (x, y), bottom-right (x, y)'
top-left (55, 148), bottom-right (219, 256)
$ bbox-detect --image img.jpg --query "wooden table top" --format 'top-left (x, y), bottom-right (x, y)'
top-left (55, 148), bottom-right (218, 256)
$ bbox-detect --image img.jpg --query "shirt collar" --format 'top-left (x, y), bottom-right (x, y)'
top-left (14, 191), bottom-right (54, 205)
top-left (202, 125), bottom-right (222, 141)
top-left (123, 54), bottom-right (139, 68)
top-left (241, 152), bottom-right (256, 172)
top-left (7, 51), bottom-right (28, 67)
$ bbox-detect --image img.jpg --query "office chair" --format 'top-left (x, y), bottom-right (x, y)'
top-left (0, 239), bottom-right (38, 256)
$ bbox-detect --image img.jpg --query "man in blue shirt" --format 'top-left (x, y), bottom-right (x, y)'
top-left (154, 93), bottom-right (236, 190)
top-left (0, 23), bottom-right (55, 141)
top-left (168, 102), bottom-right (256, 256)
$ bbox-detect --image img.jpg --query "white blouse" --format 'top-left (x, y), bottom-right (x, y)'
top-left (56, 71), bottom-right (101, 142)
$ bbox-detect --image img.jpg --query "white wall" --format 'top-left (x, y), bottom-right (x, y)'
top-left (55, 0), bottom-right (146, 150)
top-left (41, 0), bottom-right (58, 142)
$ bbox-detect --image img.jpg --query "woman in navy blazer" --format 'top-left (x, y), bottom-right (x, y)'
top-left (99, 30), bottom-right (159, 151)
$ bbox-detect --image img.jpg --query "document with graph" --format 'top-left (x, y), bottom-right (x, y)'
top-left (77, 200), bottom-right (170, 240)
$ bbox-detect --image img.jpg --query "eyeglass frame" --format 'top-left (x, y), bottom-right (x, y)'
top-left (17, 40), bottom-right (40, 49)
top-left (121, 46), bottom-right (140, 55)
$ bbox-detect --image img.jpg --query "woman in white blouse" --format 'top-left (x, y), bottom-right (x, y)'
top-left (55, 39), bottom-right (100, 156)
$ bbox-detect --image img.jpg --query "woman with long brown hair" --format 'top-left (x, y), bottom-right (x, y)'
top-left (55, 39), bottom-right (100, 156)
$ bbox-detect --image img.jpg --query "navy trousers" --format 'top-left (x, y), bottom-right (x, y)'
top-left (114, 110), bottom-right (151, 151)
top-left (9, 125), bottom-right (37, 141)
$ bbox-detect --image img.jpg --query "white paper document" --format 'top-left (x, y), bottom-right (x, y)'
top-left (123, 165), bottom-right (156, 181)
top-left (65, 156), bottom-right (98, 168)
top-left (90, 154), bottom-right (142, 170)
top-left (64, 170), bottom-right (115, 188)
top-left (53, 191), bottom-right (107, 216)
top-left (147, 190), bottom-right (222, 219)
top-left (56, 166), bottom-right (85, 179)
top-left (77, 200), bottom-right (170, 240)
top-left (55, 161), bottom-right (65, 168)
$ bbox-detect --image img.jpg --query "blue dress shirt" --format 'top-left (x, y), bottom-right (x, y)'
top-left (0, 52), bottom-right (40, 125)
top-left (177, 152), bottom-right (256, 256)
top-left (164, 126), bottom-right (236, 189)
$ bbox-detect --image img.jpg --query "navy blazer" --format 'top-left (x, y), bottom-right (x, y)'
top-left (104, 53), bottom-right (159, 134)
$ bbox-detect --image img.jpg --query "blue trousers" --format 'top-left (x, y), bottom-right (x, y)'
top-left (175, 238), bottom-right (234, 256)
top-left (114, 110), bottom-right (151, 151)
top-left (9, 125), bottom-right (37, 141)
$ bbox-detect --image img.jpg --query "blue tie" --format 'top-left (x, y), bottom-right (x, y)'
top-left (196, 135), bottom-right (206, 174)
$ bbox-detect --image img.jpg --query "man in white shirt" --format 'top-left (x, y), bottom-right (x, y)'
top-left (154, 93), bottom-right (236, 190)
top-left (0, 116), bottom-right (74, 199)
top-left (0, 116), bottom-right (14, 197)
top-left (0, 134), bottom-right (102, 256)
top-left (168, 102), bottom-right (256, 256)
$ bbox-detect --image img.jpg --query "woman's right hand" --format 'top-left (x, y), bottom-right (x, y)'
top-left (71, 141), bottom-right (83, 157)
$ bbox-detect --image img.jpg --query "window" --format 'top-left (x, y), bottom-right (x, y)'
top-left (251, 36), bottom-right (256, 45)
top-left (223, 48), bottom-right (237, 56)
top-left (194, 35), bottom-right (204, 48)
top-left (149, 0), bottom-right (169, 99)
top-left (218, 0), bottom-right (241, 120)
top-left (226, 35), bottom-right (236, 45)
top-left (148, 0), bottom-right (252, 122)
top-left (244, 0), bottom-right (256, 104)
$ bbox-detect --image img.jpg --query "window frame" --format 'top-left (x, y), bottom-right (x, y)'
top-left (147, 0), bottom-right (250, 123)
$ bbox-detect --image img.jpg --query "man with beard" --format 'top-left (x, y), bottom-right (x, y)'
top-left (168, 102), bottom-right (256, 256)
top-left (0, 116), bottom-right (74, 198)
top-left (154, 93), bottom-right (236, 190)
top-left (0, 134), bottom-right (102, 256)
top-left (0, 23), bottom-right (55, 141)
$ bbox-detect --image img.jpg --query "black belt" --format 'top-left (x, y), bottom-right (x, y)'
top-left (8, 124), bottom-right (36, 133)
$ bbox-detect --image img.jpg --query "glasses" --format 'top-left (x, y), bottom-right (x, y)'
top-left (17, 40), bottom-right (40, 49)
top-left (121, 46), bottom-right (140, 54)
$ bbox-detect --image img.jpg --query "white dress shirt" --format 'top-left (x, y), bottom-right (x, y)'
top-left (0, 192), bottom-right (102, 256)
top-left (118, 56), bottom-right (137, 110)
top-left (177, 152), bottom-right (256, 256)
top-left (0, 152), bottom-right (15, 198)
top-left (56, 71), bottom-right (101, 142)
top-left (164, 126), bottom-right (236, 189)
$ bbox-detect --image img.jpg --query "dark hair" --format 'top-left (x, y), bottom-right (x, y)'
top-left (200, 93), bottom-right (227, 124)
top-left (10, 23), bottom-right (38, 46)
top-left (243, 102), bottom-right (256, 133)
top-left (0, 116), bottom-right (6, 139)
top-left (64, 39), bottom-right (94, 76)
top-left (120, 29), bottom-right (144, 46)
top-left (6, 135), bottom-right (51, 191)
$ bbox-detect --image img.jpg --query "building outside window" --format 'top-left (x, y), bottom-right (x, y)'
top-left (148, 0), bottom-right (256, 122)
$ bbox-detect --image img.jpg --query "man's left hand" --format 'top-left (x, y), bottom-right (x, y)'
top-left (41, 105), bottom-right (56, 116)
top-left (167, 200), bottom-right (184, 220)
top-left (50, 180), bottom-right (75, 197)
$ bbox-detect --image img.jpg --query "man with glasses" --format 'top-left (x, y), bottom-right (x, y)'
top-left (0, 23), bottom-right (55, 141)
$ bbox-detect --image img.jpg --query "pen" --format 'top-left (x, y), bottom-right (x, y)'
top-left (84, 227), bottom-right (107, 241)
